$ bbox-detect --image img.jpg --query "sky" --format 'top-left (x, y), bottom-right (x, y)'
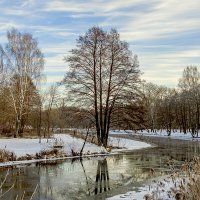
top-left (0, 0), bottom-right (200, 88)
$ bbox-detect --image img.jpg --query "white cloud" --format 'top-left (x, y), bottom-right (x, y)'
top-left (3, 9), bottom-right (30, 16)
top-left (42, 43), bottom-right (73, 74)
top-left (0, 22), bottom-right (23, 31)
top-left (0, 0), bottom-right (200, 88)
top-left (44, 53), bottom-right (65, 70)
top-left (142, 75), bottom-right (179, 87)
top-left (21, 0), bottom-right (36, 7)
top-left (44, 0), bottom-right (153, 13)
top-left (33, 26), bottom-right (74, 34)
top-left (44, 4), bottom-right (198, 42)
top-left (42, 45), bottom-right (73, 55)
top-left (118, 0), bottom-right (200, 41)
top-left (139, 49), bottom-right (200, 87)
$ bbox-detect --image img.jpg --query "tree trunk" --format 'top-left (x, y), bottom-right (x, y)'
top-left (80, 128), bottom-right (89, 156)
top-left (93, 37), bottom-right (101, 145)
top-left (38, 104), bottom-right (42, 143)
top-left (14, 116), bottom-right (20, 138)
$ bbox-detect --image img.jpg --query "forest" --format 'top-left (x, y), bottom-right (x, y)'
top-left (0, 27), bottom-right (200, 147)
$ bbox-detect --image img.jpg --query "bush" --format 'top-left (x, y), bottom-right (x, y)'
top-left (144, 157), bottom-right (200, 200)
top-left (171, 157), bottom-right (200, 200)
top-left (0, 149), bottom-right (16, 162)
top-left (37, 147), bottom-right (67, 159)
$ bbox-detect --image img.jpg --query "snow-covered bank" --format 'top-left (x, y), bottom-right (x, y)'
top-left (106, 175), bottom-right (175, 200)
top-left (0, 134), bottom-right (151, 167)
top-left (110, 129), bottom-right (200, 141)
top-left (108, 137), bottom-right (151, 152)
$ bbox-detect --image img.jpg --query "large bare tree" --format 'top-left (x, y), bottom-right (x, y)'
top-left (0, 29), bottom-right (44, 137)
top-left (63, 27), bottom-right (140, 147)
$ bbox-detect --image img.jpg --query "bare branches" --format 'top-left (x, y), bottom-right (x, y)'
top-left (0, 28), bottom-right (44, 137)
top-left (143, 66), bottom-right (200, 136)
top-left (63, 26), bottom-right (141, 147)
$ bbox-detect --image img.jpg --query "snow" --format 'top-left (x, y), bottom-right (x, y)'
top-left (110, 130), bottom-right (133, 135)
top-left (0, 134), bottom-right (105, 158)
top-left (0, 138), bottom-right (49, 157)
top-left (54, 134), bottom-right (106, 155)
top-left (0, 133), bottom-right (151, 166)
top-left (106, 175), bottom-right (177, 200)
top-left (110, 129), bottom-right (200, 141)
top-left (108, 137), bottom-right (151, 152)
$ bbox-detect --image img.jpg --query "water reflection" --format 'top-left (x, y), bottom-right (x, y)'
top-left (95, 159), bottom-right (110, 195)
top-left (1, 137), bottom-right (200, 199)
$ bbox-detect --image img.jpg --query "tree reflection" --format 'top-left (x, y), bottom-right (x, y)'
top-left (95, 159), bottom-right (110, 195)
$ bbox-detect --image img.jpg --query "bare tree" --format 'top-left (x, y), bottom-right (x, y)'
top-left (44, 84), bottom-right (58, 140)
top-left (0, 29), bottom-right (44, 137)
top-left (142, 66), bottom-right (200, 137)
top-left (63, 27), bottom-right (140, 147)
top-left (142, 82), bottom-right (168, 132)
top-left (178, 66), bottom-right (200, 136)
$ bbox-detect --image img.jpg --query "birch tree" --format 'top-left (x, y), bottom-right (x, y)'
top-left (0, 29), bottom-right (44, 137)
top-left (63, 27), bottom-right (140, 147)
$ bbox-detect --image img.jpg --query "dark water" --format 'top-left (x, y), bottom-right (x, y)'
top-left (1, 135), bottom-right (200, 200)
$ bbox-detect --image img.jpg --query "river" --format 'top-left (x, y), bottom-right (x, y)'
top-left (1, 135), bottom-right (200, 200)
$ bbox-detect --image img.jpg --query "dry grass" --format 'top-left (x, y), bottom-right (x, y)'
top-left (144, 157), bottom-right (200, 200)
top-left (170, 157), bottom-right (200, 200)
top-left (0, 149), bottom-right (16, 162)
top-left (37, 147), bottom-right (67, 159)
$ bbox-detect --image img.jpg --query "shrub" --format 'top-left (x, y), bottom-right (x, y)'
top-left (144, 157), bottom-right (200, 200)
top-left (171, 157), bottom-right (200, 200)
top-left (0, 149), bottom-right (16, 162)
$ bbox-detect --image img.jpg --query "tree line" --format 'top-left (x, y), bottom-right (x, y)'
top-left (143, 66), bottom-right (200, 137)
top-left (0, 27), bottom-right (200, 147)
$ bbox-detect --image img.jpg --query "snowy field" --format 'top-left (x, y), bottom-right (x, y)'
top-left (110, 129), bottom-right (200, 141)
top-left (0, 133), bottom-right (151, 166)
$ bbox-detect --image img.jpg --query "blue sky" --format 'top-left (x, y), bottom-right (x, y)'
top-left (0, 0), bottom-right (200, 88)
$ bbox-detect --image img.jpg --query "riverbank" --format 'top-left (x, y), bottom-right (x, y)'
top-left (1, 131), bottom-right (199, 200)
top-left (107, 130), bottom-right (200, 200)
top-left (0, 133), bottom-right (151, 167)
top-left (110, 129), bottom-right (200, 141)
